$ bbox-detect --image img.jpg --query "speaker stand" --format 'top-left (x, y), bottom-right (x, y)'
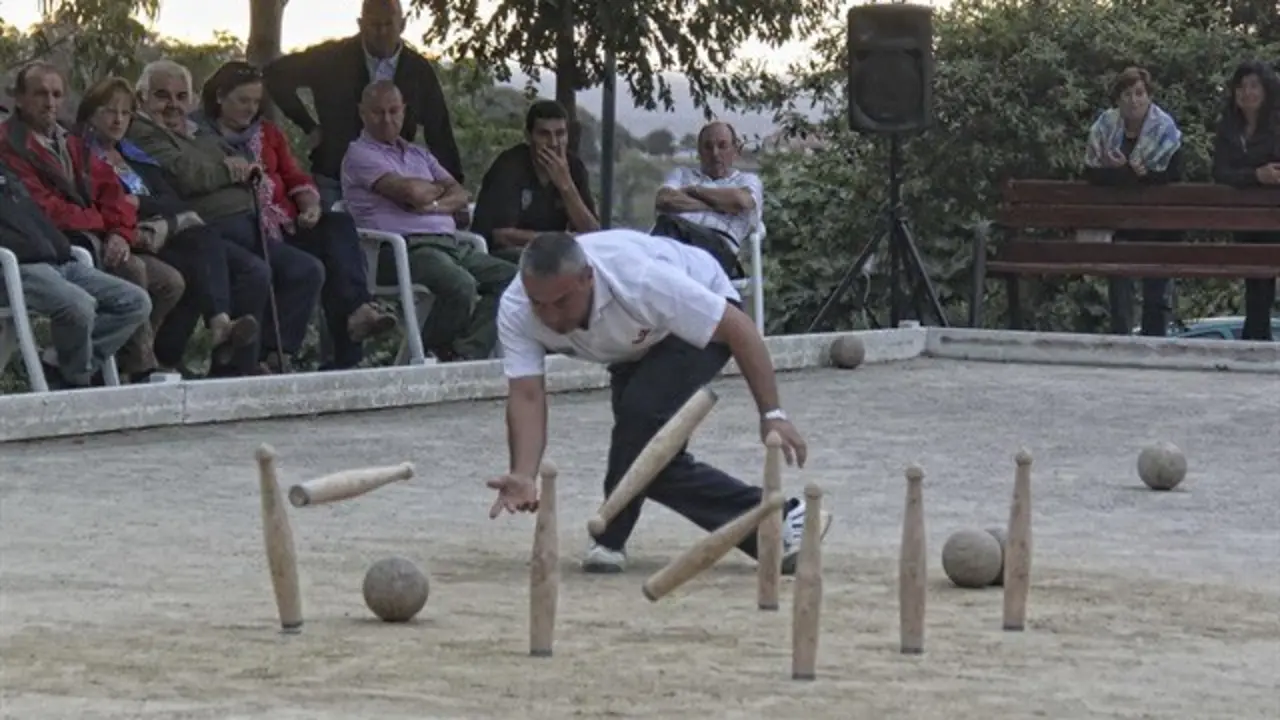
top-left (806, 134), bottom-right (949, 333)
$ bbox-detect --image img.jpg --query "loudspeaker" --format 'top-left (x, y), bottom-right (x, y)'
top-left (847, 3), bottom-right (934, 134)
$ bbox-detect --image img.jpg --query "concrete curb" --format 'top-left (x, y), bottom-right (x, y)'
top-left (0, 330), bottom-right (913, 444)
top-left (926, 328), bottom-right (1280, 374)
top-left (2, 326), bottom-right (1273, 444)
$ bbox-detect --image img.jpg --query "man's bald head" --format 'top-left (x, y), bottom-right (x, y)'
top-left (359, 79), bottom-right (406, 142)
top-left (361, 79), bottom-right (401, 107)
top-left (359, 0), bottom-right (405, 59)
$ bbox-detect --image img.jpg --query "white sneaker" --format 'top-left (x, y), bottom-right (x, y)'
top-left (780, 500), bottom-right (833, 575)
top-left (583, 542), bottom-right (627, 574)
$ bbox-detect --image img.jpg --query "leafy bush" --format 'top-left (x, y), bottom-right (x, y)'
top-left (759, 0), bottom-right (1280, 334)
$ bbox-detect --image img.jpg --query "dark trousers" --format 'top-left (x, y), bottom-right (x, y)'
top-left (593, 331), bottom-right (787, 558)
top-left (152, 224), bottom-right (272, 369)
top-left (1108, 231), bottom-right (1175, 336)
top-left (208, 212), bottom-right (324, 366)
top-left (285, 211), bottom-right (372, 369)
top-left (1238, 232), bottom-right (1279, 341)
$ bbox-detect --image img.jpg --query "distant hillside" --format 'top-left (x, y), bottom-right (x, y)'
top-left (500, 68), bottom-right (823, 143)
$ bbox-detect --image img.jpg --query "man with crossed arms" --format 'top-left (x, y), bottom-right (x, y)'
top-left (486, 228), bottom-right (832, 574)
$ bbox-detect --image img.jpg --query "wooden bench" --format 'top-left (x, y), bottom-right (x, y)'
top-left (969, 179), bottom-right (1280, 328)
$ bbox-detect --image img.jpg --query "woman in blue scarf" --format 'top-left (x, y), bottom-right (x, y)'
top-left (1082, 66), bottom-right (1185, 337)
top-left (75, 77), bottom-right (266, 376)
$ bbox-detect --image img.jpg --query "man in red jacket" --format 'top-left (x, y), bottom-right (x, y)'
top-left (1, 156), bottom-right (151, 389)
top-left (0, 62), bottom-right (184, 380)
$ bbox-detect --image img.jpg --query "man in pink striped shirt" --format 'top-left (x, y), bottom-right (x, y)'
top-left (341, 80), bottom-right (516, 361)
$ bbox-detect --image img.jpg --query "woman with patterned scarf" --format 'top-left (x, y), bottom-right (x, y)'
top-left (74, 76), bottom-right (264, 377)
top-left (1082, 66), bottom-right (1185, 337)
top-left (195, 61), bottom-right (396, 371)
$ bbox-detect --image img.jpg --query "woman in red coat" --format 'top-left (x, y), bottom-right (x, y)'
top-left (197, 61), bottom-right (396, 370)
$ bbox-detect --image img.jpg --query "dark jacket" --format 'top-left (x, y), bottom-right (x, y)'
top-left (470, 143), bottom-right (595, 243)
top-left (1211, 116), bottom-right (1280, 188)
top-left (121, 144), bottom-right (187, 220)
top-left (263, 35), bottom-right (463, 183)
top-left (0, 159), bottom-right (74, 264)
top-left (78, 130), bottom-right (192, 223)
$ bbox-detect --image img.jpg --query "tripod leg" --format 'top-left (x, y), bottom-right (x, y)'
top-left (805, 231), bottom-right (884, 334)
top-left (896, 219), bottom-right (950, 327)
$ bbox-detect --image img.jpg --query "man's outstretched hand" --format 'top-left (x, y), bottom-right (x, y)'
top-left (487, 473), bottom-right (539, 519)
top-left (761, 417), bottom-right (808, 468)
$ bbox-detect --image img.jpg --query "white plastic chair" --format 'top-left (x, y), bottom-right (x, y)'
top-left (735, 223), bottom-right (766, 335)
top-left (331, 200), bottom-right (488, 365)
top-left (0, 247), bottom-right (50, 392)
top-left (647, 221), bottom-right (767, 335)
top-left (0, 246), bottom-right (121, 392)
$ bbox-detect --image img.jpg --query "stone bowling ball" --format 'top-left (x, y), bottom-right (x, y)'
top-left (829, 335), bottom-right (866, 369)
top-left (985, 526), bottom-right (1007, 587)
top-left (1137, 441), bottom-right (1187, 491)
top-left (941, 528), bottom-right (1003, 589)
top-left (363, 556), bottom-right (430, 622)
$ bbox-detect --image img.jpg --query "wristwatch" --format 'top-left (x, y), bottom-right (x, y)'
top-left (762, 408), bottom-right (788, 422)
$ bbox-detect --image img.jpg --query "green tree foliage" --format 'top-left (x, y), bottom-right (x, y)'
top-left (411, 0), bottom-right (837, 115)
top-left (757, 0), bottom-right (1280, 334)
top-left (3, 4), bottom-right (242, 96)
top-left (641, 127), bottom-right (675, 156)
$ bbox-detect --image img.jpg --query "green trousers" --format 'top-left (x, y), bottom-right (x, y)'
top-left (378, 234), bottom-right (518, 360)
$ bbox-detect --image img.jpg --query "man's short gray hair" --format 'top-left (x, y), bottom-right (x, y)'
top-left (135, 59), bottom-right (193, 97)
top-left (519, 232), bottom-right (588, 277)
top-left (360, 79), bottom-right (401, 107)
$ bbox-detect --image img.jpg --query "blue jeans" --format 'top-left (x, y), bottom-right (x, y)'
top-left (3, 261), bottom-right (151, 386)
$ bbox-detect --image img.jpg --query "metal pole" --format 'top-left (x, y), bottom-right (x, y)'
top-left (599, 50), bottom-right (617, 228)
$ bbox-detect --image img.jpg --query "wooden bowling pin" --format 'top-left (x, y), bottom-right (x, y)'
top-left (256, 444), bottom-right (302, 634)
top-left (791, 482), bottom-right (824, 680)
top-left (756, 432), bottom-right (785, 611)
top-left (899, 464), bottom-right (926, 654)
top-left (1003, 449), bottom-right (1034, 631)
top-left (529, 460), bottom-right (559, 657)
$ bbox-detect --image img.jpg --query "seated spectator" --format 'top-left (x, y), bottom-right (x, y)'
top-left (1082, 66), bottom-right (1184, 337)
top-left (129, 60), bottom-right (394, 372)
top-left (470, 100), bottom-right (599, 263)
top-left (1211, 60), bottom-right (1280, 342)
top-left (341, 80), bottom-right (516, 361)
top-left (1, 156), bottom-right (150, 389)
top-left (653, 121), bottom-right (763, 279)
top-left (75, 76), bottom-right (262, 375)
top-left (0, 62), bottom-right (183, 382)
top-left (263, 0), bottom-right (463, 209)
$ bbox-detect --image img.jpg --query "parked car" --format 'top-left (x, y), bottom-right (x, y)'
top-left (1169, 316), bottom-right (1280, 341)
top-left (1130, 316), bottom-right (1280, 340)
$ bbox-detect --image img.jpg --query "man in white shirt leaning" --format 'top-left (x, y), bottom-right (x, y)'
top-left (487, 228), bottom-right (832, 574)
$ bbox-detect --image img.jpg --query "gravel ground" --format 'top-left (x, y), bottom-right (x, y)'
top-left (1, 358), bottom-right (1276, 719)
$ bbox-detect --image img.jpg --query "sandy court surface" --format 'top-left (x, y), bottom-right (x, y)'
top-left (1, 358), bottom-right (1277, 719)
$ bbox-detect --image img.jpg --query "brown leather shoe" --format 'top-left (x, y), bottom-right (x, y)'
top-left (347, 302), bottom-right (398, 342)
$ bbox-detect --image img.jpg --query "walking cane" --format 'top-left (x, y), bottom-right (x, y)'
top-left (249, 168), bottom-right (289, 374)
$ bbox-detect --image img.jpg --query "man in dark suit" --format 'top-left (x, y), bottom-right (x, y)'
top-left (263, 0), bottom-right (462, 209)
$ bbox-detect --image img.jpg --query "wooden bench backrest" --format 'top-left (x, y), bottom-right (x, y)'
top-left (998, 240), bottom-right (1280, 267)
top-left (997, 180), bottom-right (1280, 232)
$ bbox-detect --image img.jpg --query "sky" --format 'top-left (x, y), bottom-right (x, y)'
top-left (1, 0), bottom-right (948, 73)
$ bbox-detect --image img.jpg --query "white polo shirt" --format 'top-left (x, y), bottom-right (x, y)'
top-left (497, 229), bottom-right (742, 379)
top-left (661, 166), bottom-right (764, 251)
